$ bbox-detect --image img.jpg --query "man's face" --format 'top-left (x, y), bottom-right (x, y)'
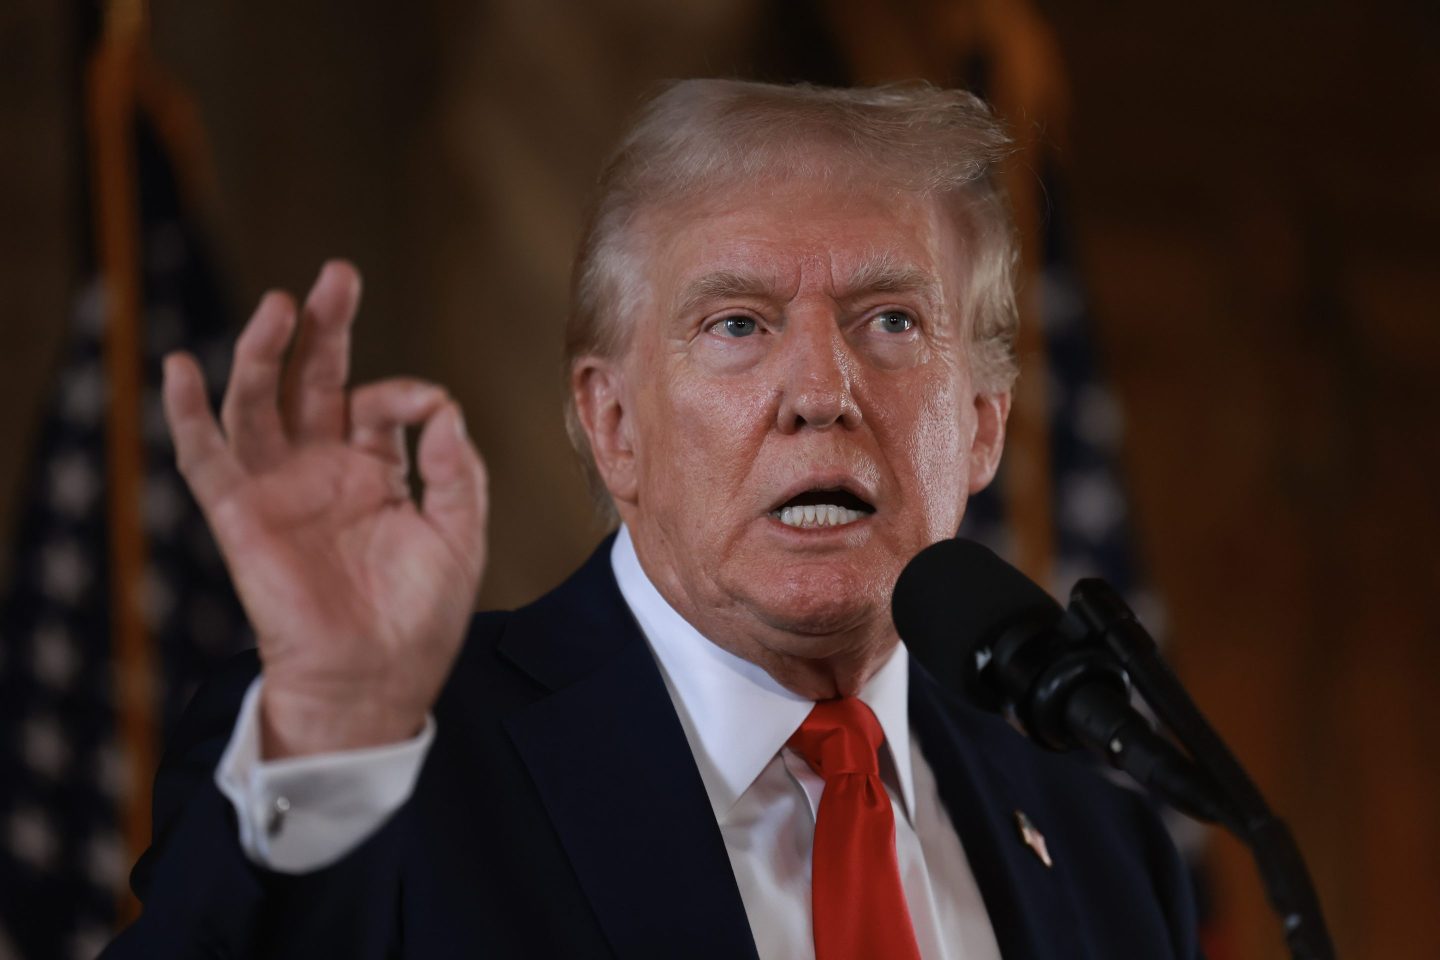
top-left (581, 176), bottom-right (1008, 690)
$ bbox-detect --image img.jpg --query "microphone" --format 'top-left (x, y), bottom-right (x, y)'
top-left (891, 538), bottom-right (1227, 825)
top-left (893, 537), bottom-right (1336, 959)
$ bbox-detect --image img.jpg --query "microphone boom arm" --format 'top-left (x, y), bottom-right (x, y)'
top-left (1069, 579), bottom-right (1335, 960)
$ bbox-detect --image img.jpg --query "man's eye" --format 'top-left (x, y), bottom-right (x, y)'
top-left (871, 311), bottom-right (914, 334)
top-left (716, 316), bottom-right (758, 337)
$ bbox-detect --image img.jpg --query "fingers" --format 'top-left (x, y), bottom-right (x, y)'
top-left (220, 292), bottom-right (296, 469)
top-left (348, 377), bottom-right (449, 470)
top-left (163, 352), bottom-right (239, 503)
top-left (418, 402), bottom-right (488, 575)
top-left (283, 260), bottom-right (361, 443)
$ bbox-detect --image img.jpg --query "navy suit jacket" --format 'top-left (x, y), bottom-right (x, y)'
top-left (105, 537), bottom-right (1199, 958)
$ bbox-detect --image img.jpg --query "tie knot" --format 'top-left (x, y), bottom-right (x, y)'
top-left (787, 697), bottom-right (885, 779)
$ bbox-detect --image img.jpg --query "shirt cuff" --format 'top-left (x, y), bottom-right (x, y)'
top-left (214, 676), bottom-right (435, 874)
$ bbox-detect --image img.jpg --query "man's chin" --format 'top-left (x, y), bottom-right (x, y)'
top-left (740, 568), bottom-right (890, 641)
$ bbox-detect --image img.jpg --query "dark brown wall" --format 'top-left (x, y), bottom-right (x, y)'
top-left (0, 0), bottom-right (75, 590)
top-left (1050, 5), bottom-right (1440, 955)
top-left (2, 2), bottom-right (1436, 955)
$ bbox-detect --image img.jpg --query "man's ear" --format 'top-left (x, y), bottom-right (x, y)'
top-left (572, 356), bottom-right (638, 505)
top-left (967, 390), bottom-right (1011, 494)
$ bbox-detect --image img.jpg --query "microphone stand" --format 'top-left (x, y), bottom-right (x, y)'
top-left (1068, 579), bottom-right (1335, 960)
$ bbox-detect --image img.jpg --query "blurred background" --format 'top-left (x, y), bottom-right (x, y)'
top-left (2, 0), bottom-right (1437, 957)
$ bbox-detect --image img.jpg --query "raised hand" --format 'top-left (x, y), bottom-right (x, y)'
top-left (162, 261), bottom-right (488, 759)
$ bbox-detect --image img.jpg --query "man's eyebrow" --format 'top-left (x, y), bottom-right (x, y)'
top-left (674, 270), bottom-right (781, 316)
top-left (673, 259), bottom-right (942, 316)
top-left (836, 256), bottom-right (941, 306)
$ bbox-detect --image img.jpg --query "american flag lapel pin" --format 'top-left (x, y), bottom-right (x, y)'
top-left (1014, 810), bottom-right (1053, 868)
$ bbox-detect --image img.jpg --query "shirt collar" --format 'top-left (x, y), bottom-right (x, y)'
top-left (610, 525), bottom-right (915, 823)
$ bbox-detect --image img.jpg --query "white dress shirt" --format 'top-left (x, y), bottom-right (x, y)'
top-left (216, 526), bottom-right (1001, 959)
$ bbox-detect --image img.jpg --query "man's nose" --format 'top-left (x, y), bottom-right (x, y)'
top-left (774, 314), bottom-right (862, 433)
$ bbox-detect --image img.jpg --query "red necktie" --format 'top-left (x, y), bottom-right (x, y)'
top-left (788, 697), bottom-right (922, 960)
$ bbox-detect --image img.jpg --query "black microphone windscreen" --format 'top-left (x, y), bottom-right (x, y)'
top-left (892, 538), bottom-right (1063, 706)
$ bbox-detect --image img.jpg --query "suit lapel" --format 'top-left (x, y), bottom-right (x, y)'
top-left (909, 660), bottom-right (1082, 960)
top-left (497, 539), bottom-right (759, 960)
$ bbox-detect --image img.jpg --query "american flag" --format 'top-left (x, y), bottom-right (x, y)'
top-left (0, 113), bottom-right (251, 959)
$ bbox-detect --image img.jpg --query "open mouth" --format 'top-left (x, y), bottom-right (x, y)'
top-left (769, 487), bottom-right (876, 529)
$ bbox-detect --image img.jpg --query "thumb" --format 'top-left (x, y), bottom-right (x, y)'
top-left (418, 402), bottom-right (488, 576)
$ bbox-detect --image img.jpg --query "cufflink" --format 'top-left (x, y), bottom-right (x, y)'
top-left (1014, 810), bottom-right (1052, 868)
top-left (267, 795), bottom-right (292, 838)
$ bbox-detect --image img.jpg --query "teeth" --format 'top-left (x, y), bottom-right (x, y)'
top-left (773, 504), bottom-right (868, 528)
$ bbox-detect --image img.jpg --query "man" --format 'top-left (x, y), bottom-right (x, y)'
top-left (105, 80), bottom-right (1198, 958)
